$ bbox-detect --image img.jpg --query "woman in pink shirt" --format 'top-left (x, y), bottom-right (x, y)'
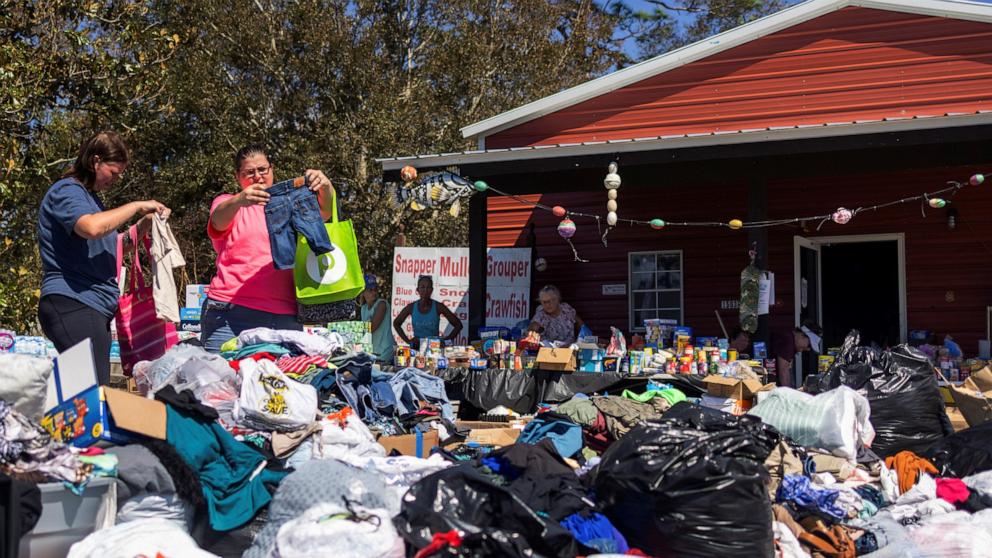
top-left (200, 144), bottom-right (335, 353)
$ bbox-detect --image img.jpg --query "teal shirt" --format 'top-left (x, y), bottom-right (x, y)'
top-left (361, 298), bottom-right (394, 362)
top-left (411, 300), bottom-right (441, 339)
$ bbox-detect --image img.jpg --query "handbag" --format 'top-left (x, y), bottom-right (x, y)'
top-left (294, 188), bottom-right (364, 304)
top-left (115, 226), bottom-right (178, 375)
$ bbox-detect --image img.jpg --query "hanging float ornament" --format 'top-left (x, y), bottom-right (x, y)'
top-left (728, 219), bottom-right (743, 230)
top-left (473, 180), bottom-right (489, 192)
top-left (606, 200), bottom-right (618, 213)
top-left (607, 211), bottom-right (618, 226)
top-left (400, 165), bottom-right (417, 183)
top-left (604, 162), bottom-right (621, 190)
top-left (928, 198), bottom-right (946, 209)
top-left (557, 218), bottom-right (587, 262)
top-left (650, 218), bottom-right (666, 230)
top-left (607, 189), bottom-right (618, 200)
top-left (534, 257), bottom-right (548, 272)
top-left (832, 207), bottom-right (853, 224)
top-left (971, 174), bottom-right (985, 186)
top-left (552, 205), bottom-right (566, 217)
top-left (557, 218), bottom-right (576, 239)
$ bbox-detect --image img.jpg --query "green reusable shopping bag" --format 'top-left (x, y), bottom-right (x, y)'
top-left (294, 189), bottom-right (364, 304)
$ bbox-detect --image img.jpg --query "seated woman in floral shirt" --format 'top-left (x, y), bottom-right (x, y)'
top-left (528, 285), bottom-right (585, 345)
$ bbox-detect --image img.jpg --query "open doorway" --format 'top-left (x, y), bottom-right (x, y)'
top-left (794, 234), bottom-right (906, 383)
top-left (821, 241), bottom-right (901, 348)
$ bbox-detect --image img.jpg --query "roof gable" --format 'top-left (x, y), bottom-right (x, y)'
top-left (463, 0), bottom-right (992, 145)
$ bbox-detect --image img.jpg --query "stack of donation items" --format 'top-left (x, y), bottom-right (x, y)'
top-left (3, 327), bottom-right (992, 558)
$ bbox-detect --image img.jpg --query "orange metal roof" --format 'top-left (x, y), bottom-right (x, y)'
top-left (486, 6), bottom-right (992, 148)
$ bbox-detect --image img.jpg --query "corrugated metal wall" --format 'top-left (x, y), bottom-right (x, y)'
top-left (489, 164), bottom-right (992, 353)
top-left (487, 7), bottom-right (992, 148)
top-left (488, 181), bottom-right (750, 337)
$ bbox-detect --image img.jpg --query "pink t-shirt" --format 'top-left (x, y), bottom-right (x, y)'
top-left (207, 194), bottom-right (296, 315)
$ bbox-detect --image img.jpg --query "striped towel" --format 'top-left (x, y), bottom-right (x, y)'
top-left (276, 354), bottom-right (329, 374)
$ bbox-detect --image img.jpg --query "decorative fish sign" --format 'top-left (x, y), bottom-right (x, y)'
top-left (393, 171), bottom-right (476, 217)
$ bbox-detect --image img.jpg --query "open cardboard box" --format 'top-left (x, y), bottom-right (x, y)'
top-left (378, 430), bottom-right (439, 458)
top-left (535, 347), bottom-right (576, 372)
top-left (40, 339), bottom-right (166, 447)
top-left (948, 366), bottom-right (992, 427)
top-left (703, 374), bottom-right (765, 401)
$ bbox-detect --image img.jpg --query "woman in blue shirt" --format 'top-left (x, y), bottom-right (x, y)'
top-left (393, 275), bottom-right (463, 350)
top-left (36, 131), bottom-right (169, 384)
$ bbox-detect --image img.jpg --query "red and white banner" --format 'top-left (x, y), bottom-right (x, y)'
top-left (391, 247), bottom-right (530, 345)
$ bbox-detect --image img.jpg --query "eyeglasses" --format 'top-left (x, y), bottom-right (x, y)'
top-left (241, 165), bottom-right (271, 178)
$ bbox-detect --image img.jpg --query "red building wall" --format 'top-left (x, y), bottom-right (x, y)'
top-left (488, 164), bottom-right (992, 353)
top-left (487, 7), bottom-right (992, 148)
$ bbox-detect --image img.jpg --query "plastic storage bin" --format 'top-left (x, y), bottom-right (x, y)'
top-left (18, 478), bottom-right (114, 558)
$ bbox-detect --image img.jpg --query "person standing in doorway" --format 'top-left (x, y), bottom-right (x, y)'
top-left (359, 274), bottom-right (394, 363)
top-left (393, 275), bottom-right (463, 349)
top-left (37, 131), bottom-right (170, 385)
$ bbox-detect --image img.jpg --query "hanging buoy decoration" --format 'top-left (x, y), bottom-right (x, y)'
top-left (928, 198), bottom-right (946, 209)
top-left (970, 174), bottom-right (985, 186)
top-left (557, 218), bottom-right (586, 262)
top-left (832, 207), bottom-right (853, 224)
top-left (473, 180), bottom-right (489, 192)
top-left (606, 200), bottom-right (617, 213)
top-left (728, 219), bottom-right (743, 230)
top-left (400, 165), bottom-right (417, 183)
top-left (650, 219), bottom-right (666, 230)
top-left (552, 206), bottom-right (566, 217)
top-left (607, 189), bottom-right (618, 200)
top-left (535, 257), bottom-right (547, 272)
top-left (604, 162), bottom-right (621, 190)
top-left (607, 211), bottom-right (618, 226)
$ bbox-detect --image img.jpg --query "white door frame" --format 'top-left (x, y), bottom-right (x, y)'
top-left (793, 233), bottom-right (908, 344)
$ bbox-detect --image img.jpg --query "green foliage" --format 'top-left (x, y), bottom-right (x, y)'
top-left (0, 0), bottom-right (628, 330)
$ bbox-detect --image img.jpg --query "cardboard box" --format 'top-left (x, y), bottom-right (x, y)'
top-left (378, 430), bottom-right (439, 458)
top-left (466, 427), bottom-right (520, 447)
top-left (41, 339), bottom-right (167, 447)
top-left (577, 361), bottom-right (604, 373)
top-left (703, 374), bottom-right (764, 400)
top-left (948, 366), bottom-right (992, 427)
top-left (578, 345), bottom-right (605, 362)
top-left (535, 347), bottom-right (576, 372)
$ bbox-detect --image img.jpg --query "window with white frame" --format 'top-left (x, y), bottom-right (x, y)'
top-left (629, 251), bottom-right (684, 332)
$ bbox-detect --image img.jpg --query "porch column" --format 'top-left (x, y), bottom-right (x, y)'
top-left (468, 190), bottom-right (487, 339)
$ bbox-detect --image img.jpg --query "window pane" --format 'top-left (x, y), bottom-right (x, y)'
top-left (632, 292), bottom-right (656, 310)
top-left (657, 272), bottom-right (681, 289)
top-left (634, 310), bottom-right (657, 325)
top-left (658, 253), bottom-right (681, 271)
top-left (630, 254), bottom-right (656, 272)
top-left (658, 309), bottom-right (681, 322)
top-left (659, 291), bottom-right (681, 308)
top-left (631, 273), bottom-right (655, 290)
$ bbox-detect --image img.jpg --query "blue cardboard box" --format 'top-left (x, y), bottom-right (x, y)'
top-left (578, 361), bottom-right (604, 373)
top-left (579, 348), bottom-right (605, 362)
top-left (180, 307), bottom-right (202, 333)
top-left (41, 339), bottom-right (167, 448)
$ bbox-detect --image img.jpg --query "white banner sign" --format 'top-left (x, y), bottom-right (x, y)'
top-left (391, 247), bottom-right (531, 345)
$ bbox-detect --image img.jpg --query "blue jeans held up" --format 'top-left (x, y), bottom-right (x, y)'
top-left (200, 298), bottom-right (302, 354)
top-left (264, 177), bottom-right (333, 270)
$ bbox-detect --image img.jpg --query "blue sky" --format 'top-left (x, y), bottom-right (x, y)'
top-left (619, 0), bottom-right (992, 59)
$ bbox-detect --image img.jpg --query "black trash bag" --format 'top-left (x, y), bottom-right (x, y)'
top-left (926, 421), bottom-right (992, 478)
top-left (394, 463), bottom-right (578, 558)
top-left (592, 416), bottom-right (776, 558)
top-left (814, 330), bottom-right (952, 457)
